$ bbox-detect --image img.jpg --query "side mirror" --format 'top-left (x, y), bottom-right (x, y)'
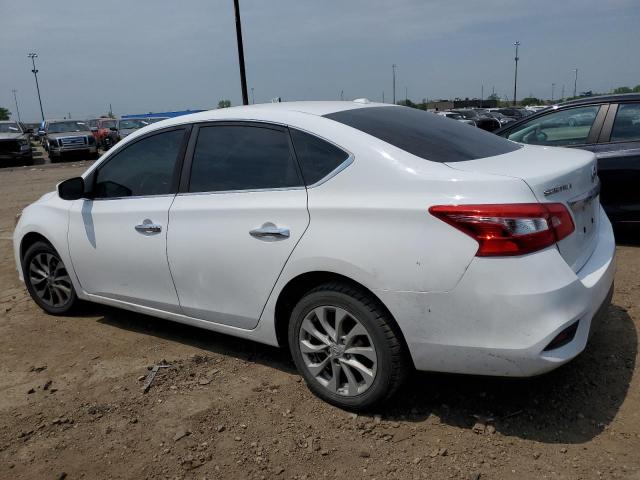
top-left (58, 177), bottom-right (86, 201)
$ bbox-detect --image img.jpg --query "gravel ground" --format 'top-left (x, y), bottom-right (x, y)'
top-left (0, 160), bottom-right (638, 480)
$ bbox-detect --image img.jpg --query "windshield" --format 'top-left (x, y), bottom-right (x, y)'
top-left (48, 121), bottom-right (88, 133)
top-left (119, 119), bottom-right (150, 129)
top-left (324, 106), bottom-right (521, 163)
top-left (0, 123), bottom-right (21, 133)
top-left (147, 117), bottom-right (169, 123)
top-left (101, 120), bottom-right (117, 129)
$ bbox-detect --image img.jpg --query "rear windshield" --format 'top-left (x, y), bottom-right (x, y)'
top-left (324, 106), bottom-right (521, 162)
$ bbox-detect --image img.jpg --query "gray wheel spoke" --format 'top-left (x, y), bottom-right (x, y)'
top-left (340, 361), bottom-right (360, 396)
top-left (325, 360), bottom-right (342, 393)
top-left (314, 307), bottom-right (336, 341)
top-left (301, 317), bottom-right (332, 346)
top-left (300, 339), bottom-right (329, 354)
top-left (343, 322), bottom-right (368, 348)
top-left (339, 357), bottom-right (375, 384)
top-left (345, 346), bottom-right (376, 362)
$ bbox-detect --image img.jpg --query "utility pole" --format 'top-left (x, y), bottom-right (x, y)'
top-left (551, 83), bottom-right (555, 102)
top-left (392, 64), bottom-right (397, 104)
top-left (405, 86), bottom-right (408, 104)
top-left (109, 103), bottom-right (113, 117)
top-left (382, 91), bottom-right (385, 103)
top-left (573, 69), bottom-right (578, 98)
top-left (481, 84), bottom-right (484, 107)
top-left (12, 89), bottom-right (22, 123)
top-left (232, 0), bottom-right (249, 106)
top-left (251, 87), bottom-right (255, 104)
top-left (28, 53), bottom-right (45, 121)
top-left (512, 41), bottom-right (520, 106)
top-left (340, 89), bottom-right (344, 101)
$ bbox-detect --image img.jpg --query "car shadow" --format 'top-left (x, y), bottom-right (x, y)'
top-left (87, 301), bottom-right (636, 445)
top-left (614, 224), bottom-right (640, 246)
top-left (385, 303), bottom-right (637, 444)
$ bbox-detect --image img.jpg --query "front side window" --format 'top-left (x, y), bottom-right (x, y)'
top-left (189, 125), bottom-right (301, 193)
top-left (290, 129), bottom-right (349, 185)
top-left (93, 129), bottom-right (185, 198)
top-left (506, 105), bottom-right (600, 146)
top-left (610, 103), bottom-right (640, 142)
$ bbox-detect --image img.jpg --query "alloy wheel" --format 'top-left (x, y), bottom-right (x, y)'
top-left (28, 253), bottom-right (73, 308)
top-left (298, 305), bottom-right (377, 396)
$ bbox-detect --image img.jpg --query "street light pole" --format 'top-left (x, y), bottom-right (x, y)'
top-left (251, 87), bottom-right (255, 104)
top-left (232, 0), bottom-right (249, 106)
top-left (12, 89), bottom-right (22, 123)
top-left (27, 53), bottom-right (45, 121)
top-left (551, 83), bottom-right (555, 102)
top-left (392, 64), bottom-right (397, 104)
top-left (512, 41), bottom-right (520, 106)
top-left (573, 69), bottom-right (578, 98)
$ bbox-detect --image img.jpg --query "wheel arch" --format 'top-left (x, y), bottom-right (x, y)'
top-left (273, 271), bottom-right (412, 366)
top-left (20, 231), bottom-right (54, 261)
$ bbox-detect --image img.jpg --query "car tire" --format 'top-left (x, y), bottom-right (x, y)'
top-left (22, 241), bottom-right (78, 315)
top-left (288, 282), bottom-right (409, 410)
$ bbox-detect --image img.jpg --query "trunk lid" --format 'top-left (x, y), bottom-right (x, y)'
top-left (446, 145), bottom-right (601, 272)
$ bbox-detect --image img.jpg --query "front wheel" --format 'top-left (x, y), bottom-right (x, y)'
top-left (22, 241), bottom-right (78, 315)
top-left (288, 282), bottom-right (409, 410)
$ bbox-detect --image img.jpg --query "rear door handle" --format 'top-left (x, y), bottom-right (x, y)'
top-left (135, 219), bottom-right (162, 234)
top-left (249, 222), bottom-right (290, 240)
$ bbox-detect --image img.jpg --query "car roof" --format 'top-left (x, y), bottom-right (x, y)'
top-left (554, 93), bottom-right (640, 108)
top-left (147, 100), bottom-right (389, 129)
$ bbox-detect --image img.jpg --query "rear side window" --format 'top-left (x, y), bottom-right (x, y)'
top-left (324, 106), bottom-right (520, 162)
top-left (290, 129), bottom-right (349, 185)
top-left (189, 125), bottom-right (302, 193)
top-left (611, 103), bottom-right (640, 142)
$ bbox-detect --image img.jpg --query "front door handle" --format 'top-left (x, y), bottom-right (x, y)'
top-left (249, 222), bottom-right (290, 240)
top-left (135, 219), bottom-right (162, 234)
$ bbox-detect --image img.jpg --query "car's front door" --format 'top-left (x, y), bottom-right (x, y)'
top-left (68, 127), bottom-right (189, 311)
top-left (167, 122), bottom-right (309, 329)
top-left (595, 102), bottom-right (640, 223)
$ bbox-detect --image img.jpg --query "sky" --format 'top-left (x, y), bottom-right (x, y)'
top-left (1, 0), bottom-right (639, 122)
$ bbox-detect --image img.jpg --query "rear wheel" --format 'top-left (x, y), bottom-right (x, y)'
top-left (22, 241), bottom-right (78, 315)
top-left (288, 282), bottom-right (409, 410)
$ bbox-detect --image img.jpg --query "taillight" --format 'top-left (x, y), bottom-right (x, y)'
top-left (429, 203), bottom-right (574, 256)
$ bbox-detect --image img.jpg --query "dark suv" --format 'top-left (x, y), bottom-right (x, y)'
top-left (495, 94), bottom-right (640, 224)
top-left (0, 121), bottom-right (33, 166)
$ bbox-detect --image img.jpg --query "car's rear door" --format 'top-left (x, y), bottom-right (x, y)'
top-left (167, 122), bottom-right (309, 329)
top-left (68, 126), bottom-right (190, 311)
top-left (594, 102), bottom-right (640, 223)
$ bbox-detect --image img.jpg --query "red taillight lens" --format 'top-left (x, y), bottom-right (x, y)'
top-left (429, 203), bottom-right (575, 256)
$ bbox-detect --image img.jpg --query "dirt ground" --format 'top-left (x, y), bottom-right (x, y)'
top-left (0, 160), bottom-right (638, 480)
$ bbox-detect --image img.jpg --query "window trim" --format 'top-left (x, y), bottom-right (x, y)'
top-left (88, 125), bottom-right (192, 201)
top-left (178, 121), bottom-right (305, 195)
top-left (287, 127), bottom-right (354, 189)
top-left (502, 104), bottom-right (608, 147)
top-left (598, 102), bottom-right (640, 145)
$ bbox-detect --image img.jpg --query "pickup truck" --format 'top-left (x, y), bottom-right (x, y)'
top-left (0, 121), bottom-right (33, 166)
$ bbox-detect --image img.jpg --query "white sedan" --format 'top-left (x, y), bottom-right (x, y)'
top-left (13, 101), bottom-right (615, 409)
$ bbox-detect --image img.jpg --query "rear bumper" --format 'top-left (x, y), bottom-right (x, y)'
top-left (376, 205), bottom-right (616, 377)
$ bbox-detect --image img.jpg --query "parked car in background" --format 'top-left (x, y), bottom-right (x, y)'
top-left (44, 120), bottom-right (98, 161)
top-left (495, 93), bottom-right (640, 224)
top-left (451, 109), bottom-right (501, 131)
top-left (491, 107), bottom-right (531, 120)
top-left (14, 101), bottom-right (614, 409)
top-left (147, 117), bottom-right (170, 124)
top-left (88, 118), bottom-right (119, 150)
top-left (436, 111), bottom-right (475, 126)
top-left (0, 121), bottom-right (33, 166)
top-left (117, 118), bottom-right (152, 140)
top-left (484, 111), bottom-right (516, 126)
